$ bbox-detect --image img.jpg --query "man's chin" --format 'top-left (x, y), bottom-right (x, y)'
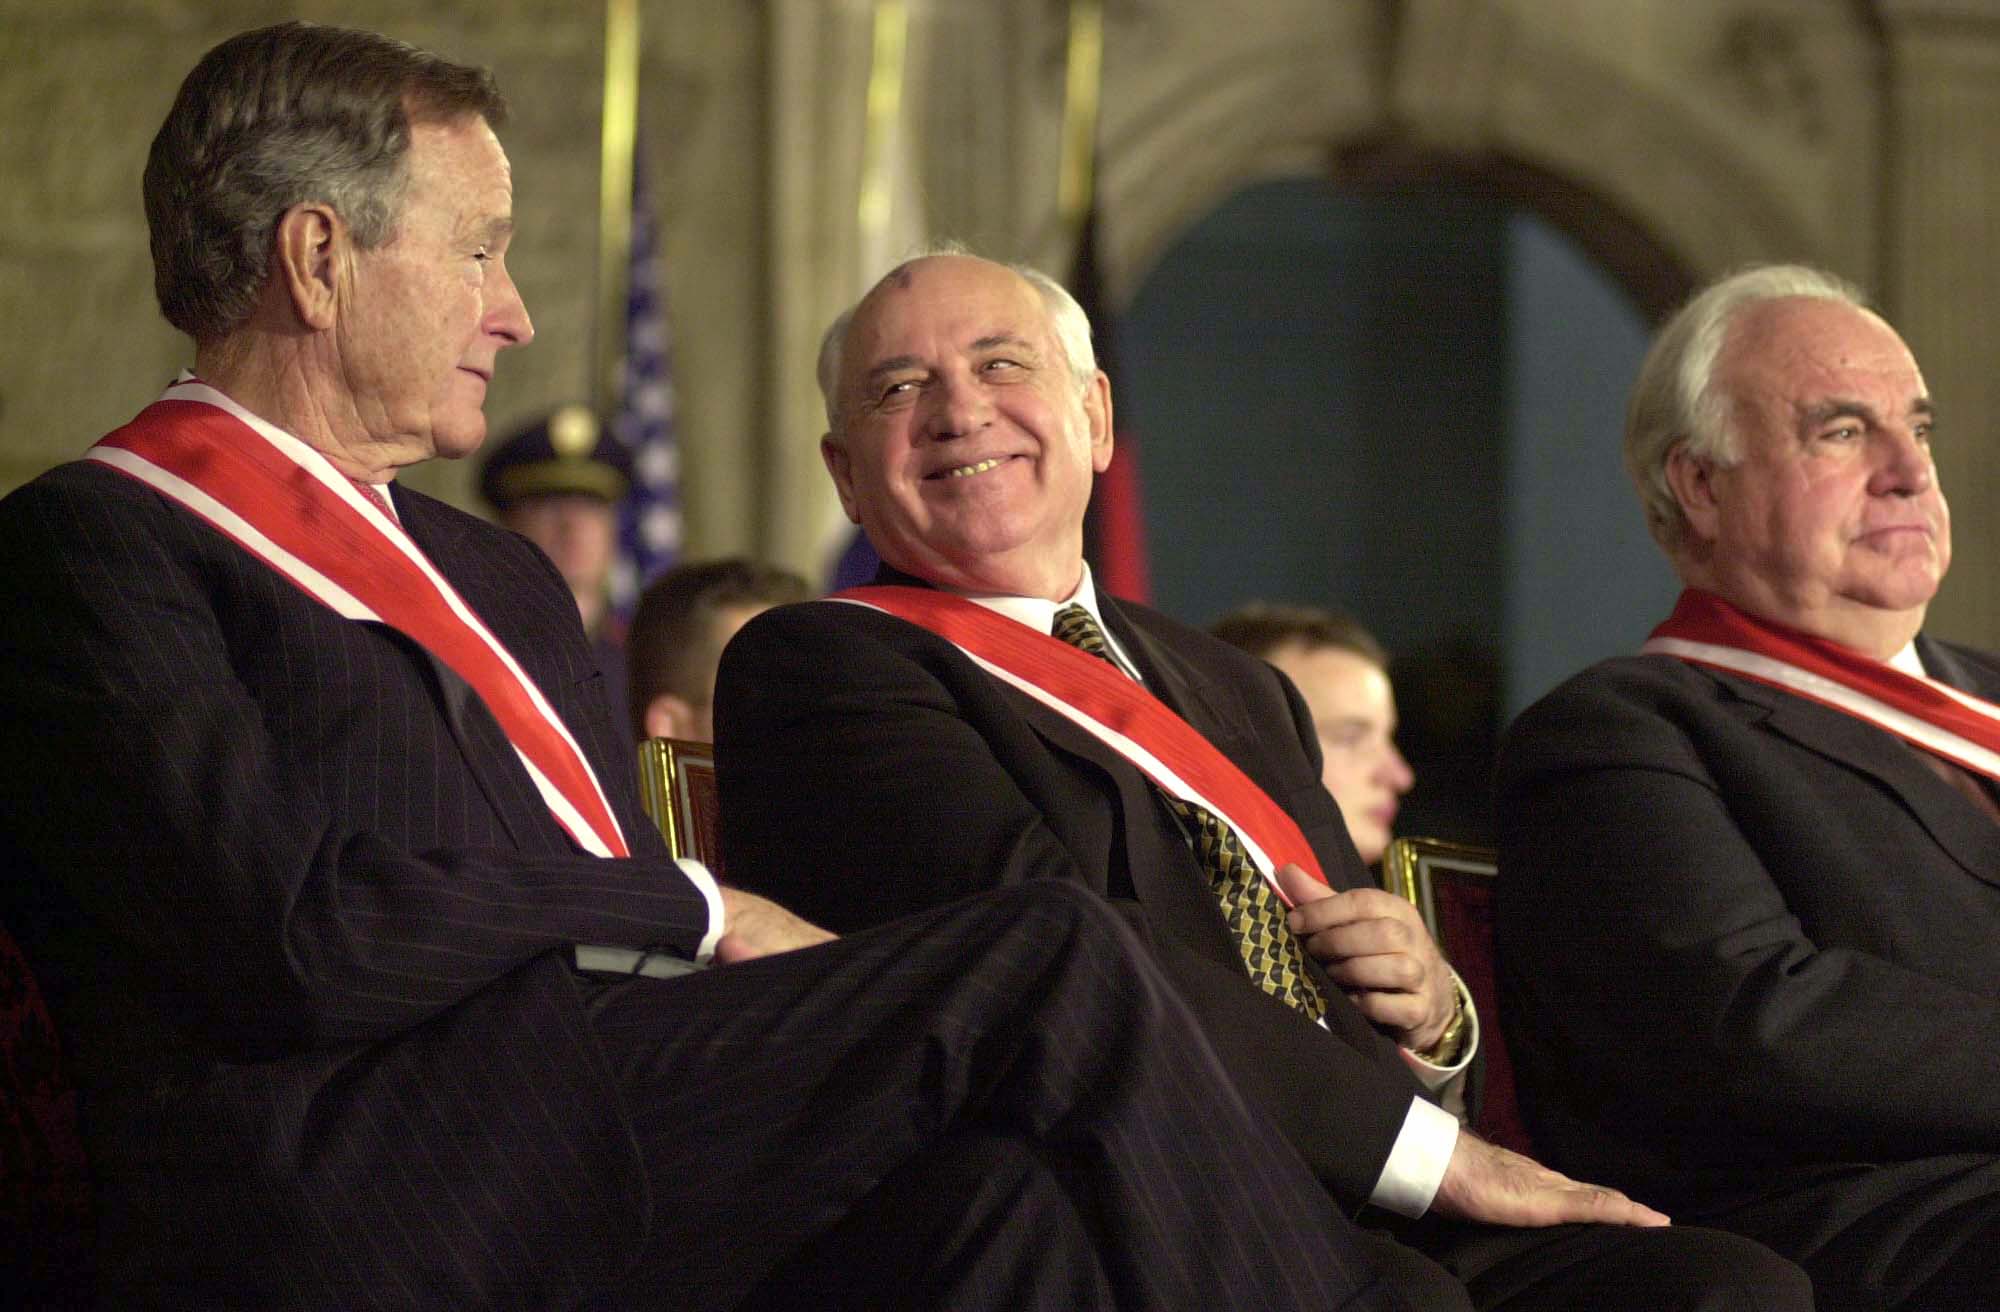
top-left (433, 420), bottom-right (490, 462)
top-left (1837, 579), bottom-right (1941, 622)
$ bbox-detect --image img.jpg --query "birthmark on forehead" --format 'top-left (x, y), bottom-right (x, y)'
top-left (887, 266), bottom-right (917, 290)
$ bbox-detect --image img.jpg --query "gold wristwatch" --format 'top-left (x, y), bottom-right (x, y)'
top-left (1417, 977), bottom-right (1470, 1065)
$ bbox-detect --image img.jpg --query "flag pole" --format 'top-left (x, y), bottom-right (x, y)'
top-left (858, 0), bottom-right (909, 278)
top-left (1057, 0), bottom-right (1103, 254)
top-left (595, 0), bottom-right (641, 419)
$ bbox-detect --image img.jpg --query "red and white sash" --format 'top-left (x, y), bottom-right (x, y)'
top-left (1643, 588), bottom-right (2000, 782)
top-left (87, 378), bottom-right (630, 858)
top-left (832, 585), bottom-right (1328, 900)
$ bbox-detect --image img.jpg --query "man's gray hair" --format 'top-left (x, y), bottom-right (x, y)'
top-left (144, 21), bottom-right (506, 344)
top-left (1625, 262), bottom-right (1869, 554)
top-left (816, 243), bottom-right (1100, 431)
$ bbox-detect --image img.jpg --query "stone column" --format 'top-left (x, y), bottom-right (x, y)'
top-left (1879, 0), bottom-right (2000, 647)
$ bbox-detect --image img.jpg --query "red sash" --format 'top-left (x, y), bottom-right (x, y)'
top-left (833, 585), bottom-right (1327, 898)
top-left (87, 380), bottom-right (630, 858)
top-left (1643, 588), bottom-right (2000, 782)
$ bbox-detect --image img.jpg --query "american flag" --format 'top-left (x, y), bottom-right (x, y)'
top-left (608, 142), bottom-right (681, 617)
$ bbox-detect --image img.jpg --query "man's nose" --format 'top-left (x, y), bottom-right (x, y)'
top-left (1871, 424), bottom-right (1934, 496)
top-left (488, 262), bottom-right (534, 347)
top-left (922, 370), bottom-right (991, 440)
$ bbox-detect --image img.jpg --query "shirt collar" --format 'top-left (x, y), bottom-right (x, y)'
top-left (1890, 640), bottom-right (1925, 679)
top-left (951, 564), bottom-right (1142, 679)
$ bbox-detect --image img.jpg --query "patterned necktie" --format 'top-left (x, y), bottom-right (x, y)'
top-left (352, 479), bottom-right (398, 523)
top-left (1050, 604), bottom-right (1329, 1020)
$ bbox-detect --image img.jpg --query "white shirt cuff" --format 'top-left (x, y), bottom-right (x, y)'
top-left (1368, 1095), bottom-right (1459, 1218)
top-left (572, 858), bottom-right (726, 977)
top-left (1401, 972), bottom-right (1479, 1091)
top-left (677, 857), bottom-right (726, 964)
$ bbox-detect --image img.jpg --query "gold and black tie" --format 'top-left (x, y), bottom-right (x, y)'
top-left (1050, 604), bottom-right (1329, 1021)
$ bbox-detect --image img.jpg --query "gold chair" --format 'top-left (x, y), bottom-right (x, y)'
top-left (636, 736), bottom-right (724, 876)
top-left (1379, 836), bottom-right (1530, 1153)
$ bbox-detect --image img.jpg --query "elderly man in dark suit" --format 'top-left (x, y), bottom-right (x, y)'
top-left (717, 249), bottom-right (1811, 1310)
top-left (0, 22), bottom-right (1449, 1311)
top-left (1499, 263), bottom-right (2000, 1309)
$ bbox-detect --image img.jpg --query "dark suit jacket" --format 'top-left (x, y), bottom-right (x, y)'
top-left (0, 460), bottom-right (712, 1308)
top-left (716, 579), bottom-right (1429, 1207)
top-left (1496, 640), bottom-right (2000, 1216)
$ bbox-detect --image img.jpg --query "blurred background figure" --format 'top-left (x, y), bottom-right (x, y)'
top-left (627, 557), bottom-right (810, 742)
top-left (1212, 603), bottom-right (1414, 865)
top-left (480, 403), bottom-right (631, 638)
top-left (481, 403), bottom-right (635, 736)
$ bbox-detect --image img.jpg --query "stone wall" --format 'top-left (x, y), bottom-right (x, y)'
top-left (0, 0), bottom-right (770, 553)
top-left (3, 0), bottom-right (1997, 641)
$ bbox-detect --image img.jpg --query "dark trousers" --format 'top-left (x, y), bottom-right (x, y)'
top-left (1691, 1153), bottom-right (2000, 1311)
top-left (587, 880), bottom-right (1410, 1312)
top-left (1394, 1216), bottom-right (1815, 1311)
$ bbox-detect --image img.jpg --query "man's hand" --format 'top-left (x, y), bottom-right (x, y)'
top-left (1275, 864), bottom-right (1457, 1052)
top-left (1432, 1132), bottom-right (1670, 1228)
top-left (715, 887), bottom-right (837, 963)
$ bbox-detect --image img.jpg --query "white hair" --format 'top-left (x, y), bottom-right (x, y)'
top-left (816, 243), bottom-right (1099, 432)
top-left (1625, 263), bottom-right (1869, 555)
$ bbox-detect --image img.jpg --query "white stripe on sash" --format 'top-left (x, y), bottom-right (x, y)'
top-left (1643, 635), bottom-right (2000, 781)
top-left (88, 380), bottom-right (627, 859)
top-left (835, 596), bottom-right (1291, 892)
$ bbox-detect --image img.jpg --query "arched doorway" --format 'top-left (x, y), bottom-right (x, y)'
top-left (1115, 162), bottom-right (1687, 842)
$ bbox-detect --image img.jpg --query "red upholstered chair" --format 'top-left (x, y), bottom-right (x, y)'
top-left (1380, 837), bottom-right (1532, 1155)
top-left (0, 918), bottom-right (92, 1299)
top-left (637, 737), bottom-right (723, 877)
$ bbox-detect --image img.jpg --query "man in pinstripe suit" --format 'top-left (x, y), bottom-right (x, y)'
top-left (0, 21), bottom-right (1420, 1311)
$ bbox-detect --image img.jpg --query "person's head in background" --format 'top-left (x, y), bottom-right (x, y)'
top-left (627, 557), bottom-right (812, 741)
top-left (479, 403), bottom-right (629, 635)
top-left (1211, 603), bottom-right (1415, 864)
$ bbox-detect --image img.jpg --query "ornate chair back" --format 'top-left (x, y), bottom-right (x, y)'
top-left (1380, 837), bottom-right (1531, 1153)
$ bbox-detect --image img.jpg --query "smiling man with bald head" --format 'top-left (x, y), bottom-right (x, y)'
top-left (1500, 264), bottom-right (2000, 1310)
top-left (720, 250), bottom-right (1812, 1311)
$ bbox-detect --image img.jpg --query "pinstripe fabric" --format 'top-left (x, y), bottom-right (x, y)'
top-left (590, 881), bottom-right (1410, 1312)
top-left (0, 459), bottom-right (1412, 1310)
top-left (0, 461), bottom-right (704, 1308)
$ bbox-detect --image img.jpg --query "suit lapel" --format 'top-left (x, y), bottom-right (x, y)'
top-left (1100, 597), bottom-right (1257, 757)
top-left (867, 568), bottom-right (1248, 968)
top-left (385, 491), bottom-right (543, 851)
top-left (1717, 653), bottom-right (2000, 887)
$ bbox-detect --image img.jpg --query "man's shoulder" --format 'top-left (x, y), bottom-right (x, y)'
top-left (1103, 595), bottom-right (1280, 680)
top-left (0, 456), bottom-right (195, 558)
top-left (1919, 633), bottom-right (2000, 696)
top-left (738, 593), bottom-right (926, 648)
top-left (5, 454), bottom-right (158, 509)
top-left (1502, 653), bottom-right (1738, 776)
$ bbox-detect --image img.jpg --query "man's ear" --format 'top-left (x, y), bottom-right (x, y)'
top-left (271, 202), bottom-right (345, 332)
top-left (1665, 443), bottom-right (1723, 543)
top-left (1084, 370), bottom-right (1114, 474)
top-left (821, 434), bottom-right (863, 525)
top-left (643, 693), bottom-right (699, 741)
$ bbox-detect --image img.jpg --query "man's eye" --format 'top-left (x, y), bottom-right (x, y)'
top-left (982, 358), bottom-right (1021, 373)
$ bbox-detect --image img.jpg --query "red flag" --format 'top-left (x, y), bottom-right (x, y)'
top-left (1071, 204), bottom-right (1152, 603)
